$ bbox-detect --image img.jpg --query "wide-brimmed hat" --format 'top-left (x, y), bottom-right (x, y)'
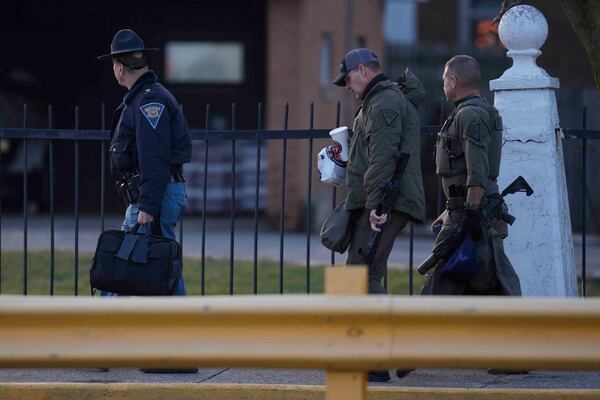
top-left (97, 29), bottom-right (158, 61)
top-left (332, 48), bottom-right (379, 86)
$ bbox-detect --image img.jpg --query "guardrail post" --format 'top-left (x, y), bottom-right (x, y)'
top-left (325, 266), bottom-right (367, 400)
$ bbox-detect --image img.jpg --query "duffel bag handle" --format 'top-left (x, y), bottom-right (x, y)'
top-left (131, 223), bottom-right (149, 264)
top-left (116, 223), bottom-right (150, 262)
top-left (130, 223), bottom-right (150, 238)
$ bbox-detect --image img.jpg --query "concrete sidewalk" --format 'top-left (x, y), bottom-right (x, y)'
top-left (1, 367), bottom-right (600, 389)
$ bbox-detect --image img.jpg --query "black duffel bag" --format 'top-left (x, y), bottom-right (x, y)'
top-left (90, 223), bottom-right (182, 296)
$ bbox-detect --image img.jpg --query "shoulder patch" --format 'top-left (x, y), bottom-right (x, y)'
top-left (140, 102), bottom-right (165, 129)
top-left (466, 123), bottom-right (480, 141)
top-left (381, 109), bottom-right (398, 126)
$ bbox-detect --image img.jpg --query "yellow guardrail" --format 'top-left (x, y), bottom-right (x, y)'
top-left (1, 294), bottom-right (599, 369)
top-left (1, 267), bottom-right (599, 399)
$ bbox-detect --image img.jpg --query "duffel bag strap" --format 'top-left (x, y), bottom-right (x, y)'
top-left (116, 232), bottom-right (138, 261)
top-left (116, 223), bottom-right (151, 262)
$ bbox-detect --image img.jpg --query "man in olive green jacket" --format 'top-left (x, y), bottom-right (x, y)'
top-left (333, 49), bottom-right (426, 292)
top-left (422, 55), bottom-right (521, 298)
top-left (333, 47), bottom-right (426, 383)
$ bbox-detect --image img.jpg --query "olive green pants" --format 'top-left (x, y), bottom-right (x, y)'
top-left (346, 209), bottom-right (410, 294)
top-left (421, 208), bottom-right (521, 296)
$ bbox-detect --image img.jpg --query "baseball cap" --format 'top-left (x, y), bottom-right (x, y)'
top-left (332, 48), bottom-right (379, 86)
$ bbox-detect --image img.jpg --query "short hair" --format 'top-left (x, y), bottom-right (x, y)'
top-left (445, 55), bottom-right (480, 89)
top-left (363, 61), bottom-right (381, 72)
top-left (113, 51), bottom-right (147, 71)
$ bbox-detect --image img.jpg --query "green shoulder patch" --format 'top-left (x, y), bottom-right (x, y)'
top-left (381, 109), bottom-right (398, 126)
top-left (466, 123), bottom-right (480, 141)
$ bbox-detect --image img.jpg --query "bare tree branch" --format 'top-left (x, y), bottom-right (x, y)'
top-left (493, 0), bottom-right (523, 24)
top-left (558, 0), bottom-right (600, 93)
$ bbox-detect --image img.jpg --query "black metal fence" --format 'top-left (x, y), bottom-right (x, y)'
top-left (0, 103), bottom-right (598, 297)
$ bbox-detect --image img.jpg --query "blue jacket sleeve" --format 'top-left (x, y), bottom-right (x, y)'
top-left (135, 93), bottom-right (173, 217)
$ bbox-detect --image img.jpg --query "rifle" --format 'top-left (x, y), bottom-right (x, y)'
top-left (417, 176), bottom-right (533, 275)
top-left (359, 151), bottom-right (411, 266)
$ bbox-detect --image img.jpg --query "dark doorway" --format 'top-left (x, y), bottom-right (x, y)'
top-left (0, 0), bottom-right (266, 213)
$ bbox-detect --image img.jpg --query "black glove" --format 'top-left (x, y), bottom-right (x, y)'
top-left (462, 209), bottom-right (483, 240)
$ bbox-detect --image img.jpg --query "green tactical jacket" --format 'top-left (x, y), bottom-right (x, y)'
top-left (346, 75), bottom-right (426, 223)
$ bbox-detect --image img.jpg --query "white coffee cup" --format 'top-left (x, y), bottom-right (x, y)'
top-left (329, 126), bottom-right (349, 162)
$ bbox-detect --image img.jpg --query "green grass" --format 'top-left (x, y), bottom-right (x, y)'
top-left (0, 251), bottom-right (426, 296)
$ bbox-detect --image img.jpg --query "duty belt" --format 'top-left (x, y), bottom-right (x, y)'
top-left (446, 196), bottom-right (467, 211)
top-left (170, 165), bottom-right (185, 183)
top-left (170, 171), bottom-right (185, 183)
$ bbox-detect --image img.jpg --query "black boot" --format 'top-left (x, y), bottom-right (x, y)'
top-left (139, 368), bottom-right (199, 374)
top-left (487, 369), bottom-right (529, 375)
top-left (367, 370), bottom-right (390, 382)
top-left (395, 369), bottom-right (414, 378)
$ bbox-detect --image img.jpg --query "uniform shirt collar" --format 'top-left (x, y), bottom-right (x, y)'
top-left (361, 73), bottom-right (389, 101)
top-left (454, 93), bottom-right (480, 108)
top-left (123, 71), bottom-right (158, 105)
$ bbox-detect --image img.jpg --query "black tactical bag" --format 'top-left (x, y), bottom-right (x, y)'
top-left (320, 200), bottom-right (353, 253)
top-left (90, 224), bottom-right (182, 295)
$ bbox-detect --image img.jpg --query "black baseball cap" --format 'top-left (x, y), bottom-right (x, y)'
top-left (333, 48), bottom-right (379, 86)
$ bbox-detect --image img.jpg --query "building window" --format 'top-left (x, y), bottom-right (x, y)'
top-left (165, 41), bottom-right (245, 84)
top-left (458, 0), bottom-right (502, 49)
top-left (384, 0), bottom-right (418, 45)
top-left (471, 0), bottom-right (501, 49)
top-left (475, 19), bottom-right (500, 49)
top-left (320, 34), bottom-right (332, 87)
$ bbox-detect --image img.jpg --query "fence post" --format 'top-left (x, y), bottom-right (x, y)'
top-left (324, 265), bottom-right (367, 400)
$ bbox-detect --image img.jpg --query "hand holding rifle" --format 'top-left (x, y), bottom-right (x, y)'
top-left (359, 150), bottom-right (411, 266)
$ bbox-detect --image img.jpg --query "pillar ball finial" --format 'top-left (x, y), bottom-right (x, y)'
top-left (498, 5), bottom-right (548, 52)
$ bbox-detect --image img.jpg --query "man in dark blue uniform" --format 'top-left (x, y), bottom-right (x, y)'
top-left (98, 29), bottom-right (192, 296)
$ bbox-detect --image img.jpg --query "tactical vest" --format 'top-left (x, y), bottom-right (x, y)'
top-left (435, 95), bottom-right (503, 184)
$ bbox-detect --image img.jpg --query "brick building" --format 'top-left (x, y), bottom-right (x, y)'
top-left (265, 0), bottom-right (384, 230)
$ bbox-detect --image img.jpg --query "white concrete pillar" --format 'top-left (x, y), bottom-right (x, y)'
top-left (490, 5), bottom-right (577, 296)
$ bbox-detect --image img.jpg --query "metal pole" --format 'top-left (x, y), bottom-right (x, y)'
top-left (49, 105), bottom-right (55, 295)
top-left (201, 105), bottom-right (210, 296)
top-left (409, 222), bottom-right (414, 295)
top-left (253, 103), bottom-right (263, 295)
top-left (331, 101), bottom-right (341, 266)
top-left (22, 104), bottom-right (28, 296)
top-left (306, 103), bottom-right (314, 293)
top-left (581, 106), bottom-right (587, 298)
top-left (100, 104), bottom-right (106, 233)
top-left (74, 106), bottom-right (80, 296)
top-left (279, 104), bottom-right (289, 294)
top-left (230, 103), bottom-right (236, 295)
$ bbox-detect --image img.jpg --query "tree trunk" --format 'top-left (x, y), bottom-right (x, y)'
top-left (558, 0), bottom-right (600, 93)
